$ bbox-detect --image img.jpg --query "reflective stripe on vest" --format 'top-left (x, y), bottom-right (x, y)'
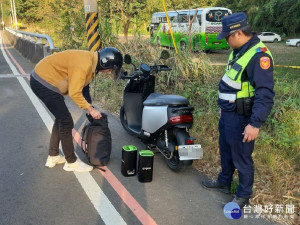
top-left (222, 74), bottom-right (241, 89)
top-left (219, 41), bottom-right (273, 100)
top-left (218, 91), bottom-right (236, 101)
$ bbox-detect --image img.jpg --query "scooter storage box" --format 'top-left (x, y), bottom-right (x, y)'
top-left (138, 150), bottom-right (154, 182)
top-left (121, 145), bottom-right (137, 176)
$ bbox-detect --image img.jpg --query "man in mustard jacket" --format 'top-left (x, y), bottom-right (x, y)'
top-left (30, 47), bottom-right (123, 172)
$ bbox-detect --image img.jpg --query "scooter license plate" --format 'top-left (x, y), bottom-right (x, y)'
top-left (178, 145), bottom-right (203, 160)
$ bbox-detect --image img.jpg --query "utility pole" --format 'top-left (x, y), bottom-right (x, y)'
top-left (83, 0), bottom-right (101, 100)
top-left (83, 0), bottom-right (101, 51)
top-left (10, 0), bottom-right (15, 27)
top-left (1, 3), bottom-right (4, 29)
top-left (12, 0), bottom-right (18, 29)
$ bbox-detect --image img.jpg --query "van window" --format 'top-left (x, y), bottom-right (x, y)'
top-left (170, 16), bottom-right (176, 22)
top-left (197, 15), bottom-right (202, 25)
top-left (206, 10), bottom-right (231, 22)
top-left (159, 17), bottom-right (166, 23)
top-left (178, 14), bottom-right (188, 23)
top-left (178, 14), bottom-right (196, 23)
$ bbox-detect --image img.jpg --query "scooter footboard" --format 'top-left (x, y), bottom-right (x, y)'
top-left (124, 92), bottom-right (143, 128)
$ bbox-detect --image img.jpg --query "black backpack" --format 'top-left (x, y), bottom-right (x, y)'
top-left (81, 113), bottom-right (112, 168)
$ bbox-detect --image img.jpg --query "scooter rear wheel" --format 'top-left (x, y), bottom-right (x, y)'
top-left (165, 148), bottom-right (184, 171)
top-left (165, 129), bottom-right (193, 171)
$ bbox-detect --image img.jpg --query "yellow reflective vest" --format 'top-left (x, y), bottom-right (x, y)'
top-left (218, 42), bottom-right (273, 102)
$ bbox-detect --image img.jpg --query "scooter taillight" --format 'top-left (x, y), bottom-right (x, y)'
top-left (186, 138), bottom-right (195, 144)
top-left (169, 115), bottom-right (193, 124)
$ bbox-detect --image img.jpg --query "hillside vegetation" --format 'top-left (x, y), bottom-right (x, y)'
top-left (1, 0), bottom-right (299, 49)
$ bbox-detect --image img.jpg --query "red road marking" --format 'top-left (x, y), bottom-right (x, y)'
top-left (2, 35), bottom-right (27, 77)
top-left (2, 33), bottom-right (157, 225)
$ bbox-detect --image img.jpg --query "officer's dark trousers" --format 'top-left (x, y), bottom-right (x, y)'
top-left (217, 110), bottom-right (255, 199)
top-left (30, 76), bottom-right (77, 163)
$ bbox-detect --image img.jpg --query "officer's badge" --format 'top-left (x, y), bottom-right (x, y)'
top-left (260, 57), bottom-right (271, 70)
top-left (256, 47), bottom-right (268, 53)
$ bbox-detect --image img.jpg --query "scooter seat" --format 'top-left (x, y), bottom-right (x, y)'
top-left (143, 93), bottom-right (189, 106)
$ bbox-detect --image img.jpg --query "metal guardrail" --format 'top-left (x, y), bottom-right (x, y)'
top-left (5, 27), bottom-right (57, 50)
top-left (4, 27), bottom-right (60, 63)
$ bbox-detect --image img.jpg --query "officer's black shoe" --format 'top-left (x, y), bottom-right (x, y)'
top-left (201, 179), bottom-right (231, 194)
top-left (232, 196), bottom-right (250, 209)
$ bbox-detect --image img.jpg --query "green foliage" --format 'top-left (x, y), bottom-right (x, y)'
top-left (52, 1), bottom-right (87, 49)
top-left (230, 180), bottom-right (239, 194)
top-left (98, 18), bottom-right (118, 48)
top-left (97, 0), bottom-right (147, 40)
top-left (216, 0), bottom-right (300, 36)
top-left (16, 0), bottom-right (42, 24)
top-left (3, 0), bottom-right (299, 43)
top-left (258, 70), bottom-right (300, 165)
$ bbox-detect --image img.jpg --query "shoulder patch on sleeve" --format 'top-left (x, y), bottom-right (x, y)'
top-left (260, 56), bottom-right (271, 70)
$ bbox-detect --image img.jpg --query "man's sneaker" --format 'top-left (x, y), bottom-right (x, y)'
top-left (201, 179), bottom-right (231, 194)
top-left (232, 196), bottom-right (250, 209)
top-left (63, 158), bottom-right (94, 172)
top-left (45, 155), bottom-right (66, 168)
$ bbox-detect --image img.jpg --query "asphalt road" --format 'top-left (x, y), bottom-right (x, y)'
top-left (0, 32), bottom-right (277, 225)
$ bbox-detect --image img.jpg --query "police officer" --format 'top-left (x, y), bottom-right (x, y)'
top-left (30, 47), bottom-right (123, 172)
top-left (201, 13), bottom-right (274, 208)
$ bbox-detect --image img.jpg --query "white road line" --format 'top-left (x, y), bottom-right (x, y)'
top-left (0, 74), bottom-right (30, 77)
top-left (0, 34), bottom-right (127, 225)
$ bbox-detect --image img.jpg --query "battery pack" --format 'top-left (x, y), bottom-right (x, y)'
top-left (121, 145), bottom-right (137, 176)
top-left (138, 150), bottom-right (154, 182)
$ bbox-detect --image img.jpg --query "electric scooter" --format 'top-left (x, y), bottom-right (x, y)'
top-left (119, 50), bottom-right (203, 171)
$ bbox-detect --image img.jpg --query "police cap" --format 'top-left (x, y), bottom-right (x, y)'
top-left (216, 12), bottom-right (248, 40)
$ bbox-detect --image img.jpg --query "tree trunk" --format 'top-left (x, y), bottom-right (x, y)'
top-left (123, 18), bottom-right (130, 42)
top-left (121, 8), bottom-right (130, 43)
top-left (188, 9), bottom-right (198, 51)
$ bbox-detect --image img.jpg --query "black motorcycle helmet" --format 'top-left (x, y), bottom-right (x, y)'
top-left (95, 47), bottom-right (123, 80)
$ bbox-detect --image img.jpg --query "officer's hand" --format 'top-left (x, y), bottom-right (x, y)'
top-left (87, 106), bottom-right (102, 119)
top-left (242, 124), bottom-right (259, 143)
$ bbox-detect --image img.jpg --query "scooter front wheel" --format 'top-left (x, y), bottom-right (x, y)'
top-left (120, 106), bottom-right (134, 135)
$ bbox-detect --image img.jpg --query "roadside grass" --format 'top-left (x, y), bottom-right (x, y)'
top-left (91, 36), bottom-right (300, 224)
top-left (266, 42), bottom-right (300, 66)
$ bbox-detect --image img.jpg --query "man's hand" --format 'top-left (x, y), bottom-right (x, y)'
top-left (242, 124), bottom-right (260, 143)
top-left (87, 106), bottom-right (102, 119)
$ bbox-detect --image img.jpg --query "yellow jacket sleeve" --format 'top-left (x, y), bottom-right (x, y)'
top-left (68, 67), bottom-right (91, 109)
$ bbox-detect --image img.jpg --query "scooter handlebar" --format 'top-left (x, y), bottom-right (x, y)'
top-left (120, 64), bottom-right (171, 80)
top-left (151, 65), bottom-right (172, 72)
top-left (119, 70), bottom-right (140, 80)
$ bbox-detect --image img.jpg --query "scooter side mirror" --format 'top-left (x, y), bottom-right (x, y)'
top-left (160, 50), bottom-right (170, 60)
top-left (124, 54), bottom-right (132, 64)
